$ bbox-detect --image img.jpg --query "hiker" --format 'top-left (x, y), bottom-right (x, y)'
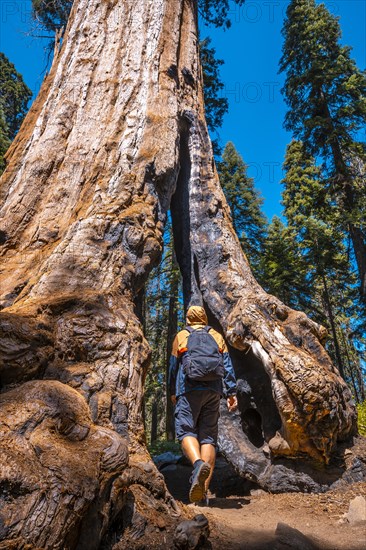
top-left (168, 305), bottom-right (237, 504)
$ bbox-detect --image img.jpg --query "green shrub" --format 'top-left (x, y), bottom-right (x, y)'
top-left (148, 439), bottom-right (182, 457)
top-left (357, 401), bottom-right (366, 437)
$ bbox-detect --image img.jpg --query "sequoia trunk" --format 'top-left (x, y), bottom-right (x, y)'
top-left (0, 0), bottom-right (358, 547)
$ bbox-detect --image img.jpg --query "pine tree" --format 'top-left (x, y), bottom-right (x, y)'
top-left (0, 53), bottom-right (32, 172)
top-left (281, 140), bottom-right (324, 225)
top-left (218, 141), bottom-right (267, 275)
top-left (200, 37), bottom-right (228, 155)
top-left (279, 0), bottom-right (366, 299)
top-left (0, 53), bottom-right (32, 141)
top-left (260, 216), bottom-right (309, 310)
top-left (0, 106), bottom-right (11, 174)
top-left (281, 140), bottom-right (365, 393)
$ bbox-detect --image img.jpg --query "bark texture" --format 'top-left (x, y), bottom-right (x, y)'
top-left (0, 0), bottom-right (358, 547)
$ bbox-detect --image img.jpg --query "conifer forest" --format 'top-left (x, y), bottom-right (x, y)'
top-left (0, 1), bottom-right (365, 549)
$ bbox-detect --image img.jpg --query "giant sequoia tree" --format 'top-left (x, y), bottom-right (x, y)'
top-left (0, 1), bottom-right (360, 548)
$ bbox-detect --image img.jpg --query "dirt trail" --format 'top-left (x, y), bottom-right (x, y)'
top-left (161, 458), bottom-right (366, 549)
top-left (187, 484), bottom-right (366, 550)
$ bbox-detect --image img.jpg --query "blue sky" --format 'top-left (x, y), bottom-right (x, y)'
top-left (1, 0), bottom-right (365, 220)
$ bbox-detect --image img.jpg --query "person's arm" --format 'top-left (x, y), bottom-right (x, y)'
top-left (222, 339), bottom-right (238, 411)
top-left (168, 334), bottom-right (179, 405)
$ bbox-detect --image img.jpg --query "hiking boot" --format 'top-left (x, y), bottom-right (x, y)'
top-left (189, 460), bottom-right (211, 503)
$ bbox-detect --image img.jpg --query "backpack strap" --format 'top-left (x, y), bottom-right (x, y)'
top-left (185, 325), bottom-right (212, 333)
top-left (177, 326), bottom-right (193, 355)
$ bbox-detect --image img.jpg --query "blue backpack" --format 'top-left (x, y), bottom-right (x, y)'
top-left (181, 326), bottom-right (224, 381)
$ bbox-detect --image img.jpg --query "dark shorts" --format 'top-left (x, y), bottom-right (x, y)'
top-left (175, 390), bottom-right (221, 446)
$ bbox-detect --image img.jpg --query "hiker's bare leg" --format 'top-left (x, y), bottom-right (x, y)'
top-left (201, 443), bottom-right (216, 492)
top-left (181, 436), bottom-right (201, 465)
